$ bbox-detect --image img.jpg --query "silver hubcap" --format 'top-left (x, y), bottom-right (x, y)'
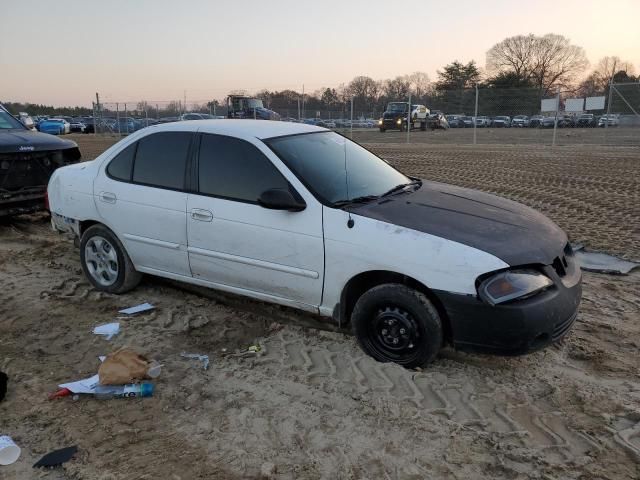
top-left (85, 236), bottom-right (119, 286)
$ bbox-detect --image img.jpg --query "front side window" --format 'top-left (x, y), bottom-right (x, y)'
top-left (265, 132), bottom-right (409, 205)
top-left (132, 132), bottom-right (191, 190)
top-left (198, 134), bottom-right (288, 202)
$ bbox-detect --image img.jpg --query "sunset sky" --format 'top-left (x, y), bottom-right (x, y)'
top-left (2, 0), bottom-right (639, 107)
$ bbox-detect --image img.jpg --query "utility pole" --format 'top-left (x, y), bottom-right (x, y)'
top-left (302, 84), bottom-right (305, 119)
top-left (94, 92), bottom-right (100, 135)
top-left (473, 85), bottom-right (478, 145)
top-left (406, 94), bottom-right (411, 144)
top-left (183, 90), bottom-right (187, 115)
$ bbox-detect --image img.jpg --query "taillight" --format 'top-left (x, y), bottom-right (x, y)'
top-left (44, 189), bottom-right (50, 211)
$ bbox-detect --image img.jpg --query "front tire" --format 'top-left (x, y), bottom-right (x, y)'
top-left (80, 224), bottom-right (142, 294)
top-left (351, 284), bottom-right (443, 368)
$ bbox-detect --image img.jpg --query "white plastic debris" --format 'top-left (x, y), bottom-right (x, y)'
top-left (180, 352), bottom-right (209, 370)
top-left (58, 374), bottom-right (100, 394)
top-left (93, 322), bottom-right (120, 340)
top-left (119, 303), bottom-right (155, 315)
top-left (0, 436), bottom-right (21, 466)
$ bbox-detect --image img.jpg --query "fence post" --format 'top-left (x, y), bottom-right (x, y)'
top-left (552, 88), bottom-right (560, 147)
top-left (473, 85), bottom-right (478, 145)
top-left (350, 97), bottom-right (354, 139)
top-left (406, 94), bottom-right (411, 144)
top-left (605, 78), bottom-right (613, 144)
top-left (116, 103), bottom-right (121, 137)
top-left (124, 103), bottom-right (128, 135)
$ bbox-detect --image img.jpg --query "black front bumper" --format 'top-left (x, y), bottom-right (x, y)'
top-left (435, 262), bottom-right (582, 355)
top-left (0, 187), bottom-right (46, 217)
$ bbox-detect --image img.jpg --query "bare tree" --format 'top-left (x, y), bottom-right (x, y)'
top-left (592, 56), bottom-right (636, 87)
top-left (486, 34), bottom-right (589, 94)
top-left (408, 71), bottom-right (431, 99)
top-left (383, 76), bottom-right (412, 100)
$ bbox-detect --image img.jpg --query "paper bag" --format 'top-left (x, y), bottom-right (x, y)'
top-left (98, 348), bottom-right (150, 385)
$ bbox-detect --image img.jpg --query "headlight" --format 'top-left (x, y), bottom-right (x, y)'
top-left (477, 269), bottom-right (553, 306)
top-left (378, 119), bottom-right (382, 125)
top-left (396, 119), bottom-right (402, 124)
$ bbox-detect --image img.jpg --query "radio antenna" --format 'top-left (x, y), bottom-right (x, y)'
top-left (343, 135), bottom-right (354, 228)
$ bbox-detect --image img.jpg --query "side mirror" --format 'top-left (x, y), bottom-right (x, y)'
top-left (258, 188), bottom-right (306, 212)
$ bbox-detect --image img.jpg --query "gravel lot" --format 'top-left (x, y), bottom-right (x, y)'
top-left (1, 133), bottom-right (638, 479)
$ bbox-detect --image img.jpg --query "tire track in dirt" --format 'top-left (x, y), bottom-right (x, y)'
top-left (256, 329), bottom-right (606, 463)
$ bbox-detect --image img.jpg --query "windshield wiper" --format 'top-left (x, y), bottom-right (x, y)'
top-left (380, 179), bottom-right (422, 198)
top-left (332, 195), bottom-right (380, 208)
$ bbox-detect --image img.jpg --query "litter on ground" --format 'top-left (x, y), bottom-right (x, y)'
top-left (180, 352), bottom-right (210, 370)
top-left (33, 446), bottom-right (78, 468)
top-left (118, 303), bottom-right (155, 315)
top-left (93, 322), bottom-right (120, 340)
top-left (573, 244), bottom-right (639, 274)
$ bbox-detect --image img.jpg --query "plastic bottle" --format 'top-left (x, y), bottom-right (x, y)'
top-left (94, 382), bottom-right (154, 400)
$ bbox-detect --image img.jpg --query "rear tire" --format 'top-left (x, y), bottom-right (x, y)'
top-left (351, 284), bottom-right (443, 368)
top-left (80, 224), bottom-right (142, 294)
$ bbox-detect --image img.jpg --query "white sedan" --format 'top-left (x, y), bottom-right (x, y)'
top-left (48, 120), bottom-right (580, 367)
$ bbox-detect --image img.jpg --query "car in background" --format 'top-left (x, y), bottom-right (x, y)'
top-left (511, 115), bottom-right (530, 128)
top-left (16, 112), bottom-right (36, 130)
top-left (529, 115), bottom-right (544, 128)
top-left (491, 116), bottom-right (511, 128)
top-left (446, 115), bottom-right (466, 128)
top-left (0, 103), bottom-right (81, 216)
top-left (541, 117), bottom-right (557, 128)
top-left (180, 113), bottom-right (215, 121)
top-left (557, 115), bottom-right (576, 128)
top-left (475, 116), bottom-right (491, 127)
top-left (598, 114), bottom-right (619, 127)
top-left (39, 118), bottom-right (71, 135)
top-left (461, 116), bottom-right (474, 128)
top-left (324, 120), bottom-right (336, 128)
top-left (577, 114), bottom-right (597, 128)
top-left (428, 112), bottom-right (449, 130)
top-left (70, 119), bottom-right (87, 133)
top-left (114, 117), bottom-right (137, 133)
top-left (79, 117), bottom-right (96, 133)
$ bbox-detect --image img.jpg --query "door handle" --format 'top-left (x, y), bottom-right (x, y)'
top-left (99, 192), bottom-right (117, 204)
top-left (190, 208), bottom-right (213, 222)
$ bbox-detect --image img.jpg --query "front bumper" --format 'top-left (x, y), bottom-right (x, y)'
top-left (381, 119), bottom-right (404, 128)
top-left (0, 187), bottom-right (47, 217)
top-left (435, 262), bottom-right (582, 355)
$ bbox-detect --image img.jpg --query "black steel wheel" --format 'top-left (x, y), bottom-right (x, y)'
top-left (351, 284), bottom-right (442, 368)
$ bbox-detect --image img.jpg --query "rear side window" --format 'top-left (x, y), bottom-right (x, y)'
top-left (132, 132), bottom-right (191, 190)
top-left (106, 143), bottom-right (135, 181)
top-left (198, 134), bottom-right (288, 202)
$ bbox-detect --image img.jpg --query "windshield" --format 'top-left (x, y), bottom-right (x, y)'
top-left (0, 111), bottom-right (26, 129)
top-left (245, 99), bottom-right (264, 109)
top-left (266, 131), bottom-right (410, 205)
top-left (386, 103), bottom-right (407, 113)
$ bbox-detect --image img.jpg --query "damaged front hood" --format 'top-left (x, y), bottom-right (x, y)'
top-left (0, 130), bottom-right (78, 154)
top-left (349, 180), bottom-right (567, 266)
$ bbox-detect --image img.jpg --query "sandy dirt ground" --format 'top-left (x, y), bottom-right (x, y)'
top-left (1, 136), bottom-right (639, 479)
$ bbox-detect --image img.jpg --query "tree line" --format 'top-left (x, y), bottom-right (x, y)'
top-left (3, 33), bottom-right (637, 118)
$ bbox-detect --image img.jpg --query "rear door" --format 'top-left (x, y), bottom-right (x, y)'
top-left (94, 130), bottom-right (193, 276)
top-left (186, 133), bottom-right (324, 308)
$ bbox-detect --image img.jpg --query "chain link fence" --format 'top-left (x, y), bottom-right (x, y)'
top-left (89, 83), bottom-right (640, 146)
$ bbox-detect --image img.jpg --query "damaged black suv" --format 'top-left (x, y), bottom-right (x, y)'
top-left (0, 104), bottom-right (81, 217)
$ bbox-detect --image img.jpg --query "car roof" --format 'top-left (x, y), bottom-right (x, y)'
top-left (146, 119), bottom-right (328, 140)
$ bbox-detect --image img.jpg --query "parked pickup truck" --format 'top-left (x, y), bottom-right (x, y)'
top-left (0, 104), bottom-right (81, 217)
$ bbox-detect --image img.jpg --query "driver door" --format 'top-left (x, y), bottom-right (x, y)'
top-left (186, 133), bottom-right (324, 309)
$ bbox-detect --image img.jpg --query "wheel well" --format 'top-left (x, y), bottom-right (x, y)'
top-left (78, 220), bottom-right (100, 237)
top-left (338, 270), bottom-right (452, 342)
